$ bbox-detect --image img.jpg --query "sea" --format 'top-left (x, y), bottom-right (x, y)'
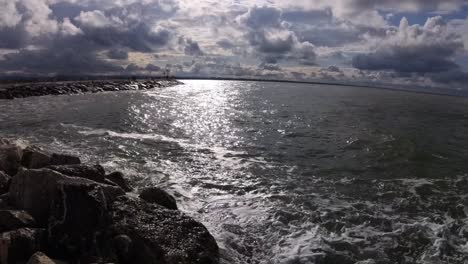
top-left (1, 80), bottom-right (468, 264)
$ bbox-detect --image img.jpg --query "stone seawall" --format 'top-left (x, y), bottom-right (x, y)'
top-left (0, 79), bottom-right (182, 100)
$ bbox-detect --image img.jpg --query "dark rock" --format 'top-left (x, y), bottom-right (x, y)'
top-left (22, 146), bottom-right (52, 169)
top-left (48, 179), bottom-right (110, 260)
top-left (139, 187), bottom-right (177, 210)
top-left (26, 252), bottom-right (59, 264)
top-left (106, 172), bottom-right (132, 192)
top-left (0, 198), bottom-right (9, 209)
top-left (0, 171), bottom-right (10, 194)
top-left (108, 196), bottom-right (219, 264)
top-left (9, 168), bottom-right (66, 225)
top-left (0, 210), bottom-right (36, 232)
top-left (47, 164), bottom-right (106, 183)
top-left (112, 235), bottom-right (132, 262)
top-left (9, 168), bottom-right (124, 226)
top-left (0, 143), bottom-right (23, 176)
top-left (0, 228), bottom-right (46, 264)
top-left (50, 153), bottom-right (81, 166)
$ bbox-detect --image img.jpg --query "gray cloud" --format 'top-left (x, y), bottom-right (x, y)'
top-left (239, 6), bottom-right (317, 65)
top-left (0, 45), bottom-right (122, 75)
top-left (107, 49), bottom-right (128, 60)
top-left (183, 38), bottom-right (204, 56)
top-left (352, 17), bottom-right (464, 74)
top-left (216, 39), bottom-right (236, 50)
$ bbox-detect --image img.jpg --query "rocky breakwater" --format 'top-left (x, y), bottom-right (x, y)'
top-left (0, 138), bottom-right (219, 264)
top-left (0, 79), bottom-right (182, 100)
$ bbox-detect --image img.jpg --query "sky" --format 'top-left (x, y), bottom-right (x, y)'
top-left (0, 0), bottom-right (468, 91)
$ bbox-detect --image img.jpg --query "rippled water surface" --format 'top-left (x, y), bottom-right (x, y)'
top-left (1, 80), bottom-right (468, 263)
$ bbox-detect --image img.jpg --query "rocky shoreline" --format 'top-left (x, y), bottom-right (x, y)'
top-left (0, 79), bottom-right (182, 100)
top-left (0, 138), bottom-right (219, 263)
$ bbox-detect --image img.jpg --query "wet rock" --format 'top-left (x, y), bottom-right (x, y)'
top-left (0, 210), bottom-right (36, 232)
top-left (22, 146), bottom-right (52, 169)
top-left (9, 168), bottom-right (66, 225)
top-left (9, 168), bottom-right (124, 225)
top-left (50, 153), bottom-right (81, 166)
top-left (48, 179), bottom-right (110, 260)
top-left (0, 228), bottom-right (46, 264)
top-left (26, 252), bottom-right (60, 264)
top-left (47, 164), bottom-right (106, 183)
top-left (108, 196), bottom-right (219, 264)
top-left (0, 171), bottom-right (10, 194)
top-left (0, 198), bottom-right (9, 210)
top-left (112, 235), bottom-right (133, 262)
top-left (139, 187), bottom-right (177, 210)
top-left (0, 143), bottom-right (23, 176)
top-left (106, 172), bottom-right (132, 192)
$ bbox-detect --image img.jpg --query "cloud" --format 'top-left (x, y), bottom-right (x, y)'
top-left (75, 10), bottom-right (116, 28)
top-left (0, 0), bottom-right (22, 28)
top-left (183, 38), bottom-right (204, 56)
top-left (216, 39), bottom-right (235, 50)
top-left (107, 48), bottom-right (128, 60)
top-left (0, 45), bottom-right (122, 75)
top-left (258, 62), bottom-right (281, 71)
top-left (239, 6), bottom-right (317, 65)
top-left (352, 17), bottom-right (464, 73)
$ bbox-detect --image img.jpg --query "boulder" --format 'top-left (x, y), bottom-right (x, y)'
top-left (107, 196), bottom-right (219, 264)
top-left (26, 252), bottom-right (59, 264)
top-left (0, 210), bottom-right (36, 232)
top-left (22, 146), bottom-right (52, 169)
top-left (9, 169), bottom-right (66, 225)
top-left (0, 171), bottom-right (10, 194)
top-left (48, 179), bottom-right (110, 260)
top-left (9, 168), bottom-right (124, 226)
top-left (106, 172), bottom-right (132, 192)
top-left (139, 187), bottom-right (177, 210)
top-left (0, 143), bottom-right (23, 176)
top-left (0, 228), bottom-right (46, 264)
top-left (50, 153), bottom-right (81, 166)
top-left (47, 164), bottom-right (106, 183)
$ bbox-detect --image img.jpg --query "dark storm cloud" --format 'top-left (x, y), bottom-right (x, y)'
top-left (352, 43), bottom-right (463, 73)
top-left (145, 64), bottom-right (161, 72)
top-left (238, 6), bottom-right (317, 66)
top-left (183, 38), bottom-right (204, 56)
top-left (77, 24), bottom-right (172, 53)
top-left (281, 9), bottom-right (332, 25)
top-left (0, 26), bottom-right (29, 49)
top-left (247, 31), bottom-right (294, 54)
top-left (0, 45), bottom-right (122, 75)
top-left (216, 39), bottom-right (235, 50)
top-left (107, 49), bottom-right (128, 60)
top-left (243, 6), bottom-right (282, 28)
top-left (428, 70), bottom-right (468, 85)
top-left (297, 28), bottom-right (361, 47)
top-left (0, 0), bottom-right (178, 75)
top-left (49, 2), bottom-right (89, 20)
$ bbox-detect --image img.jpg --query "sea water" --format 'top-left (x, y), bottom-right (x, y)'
top-left (1, 80), bottom-right (468, 263)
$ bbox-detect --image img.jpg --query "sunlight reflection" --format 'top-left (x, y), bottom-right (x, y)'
top-left (170, 80), bottom-right (244, 147)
